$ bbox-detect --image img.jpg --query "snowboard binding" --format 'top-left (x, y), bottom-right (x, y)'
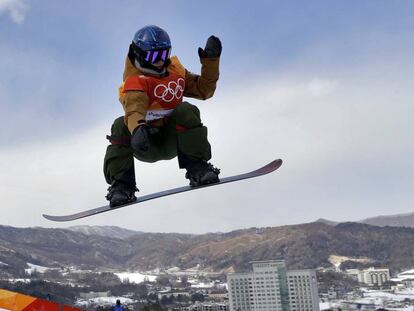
top-left (106, 183), bottom-right (138, 208)
top-left (185, 160), bottom-right (220, 187)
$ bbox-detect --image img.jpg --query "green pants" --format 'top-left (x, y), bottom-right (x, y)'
top-left (103, 102), bottom-right (212, 186)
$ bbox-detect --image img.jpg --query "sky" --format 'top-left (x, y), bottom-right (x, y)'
top-left (1, 0), bottom-right (414, 234)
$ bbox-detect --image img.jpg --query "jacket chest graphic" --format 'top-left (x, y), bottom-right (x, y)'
top-left (144, 74), bottom-right (185, 121)
top-left (148, 76), bottom-right (185, 109)
top-left (153, 78), bottom-right (185, 103)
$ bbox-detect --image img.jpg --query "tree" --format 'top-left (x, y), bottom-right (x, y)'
top-left (176, 294), bottom-right (189, 303)
top-left (156, 276), bottom-right (171, 287)
top-left (147, 293), bottom-right (158, 302)
top-left (143, 303), bottom-right (164, 311)
top-left (191, 292), bottom-right (205, 303)
top-left (43, 269), bottom-right (62, 280)
top-left (180, 276), bottom-right (190, 288)
top-left (160, 295), bottom-right (175, 305)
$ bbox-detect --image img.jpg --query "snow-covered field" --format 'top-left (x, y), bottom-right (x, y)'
top-left (6, 278), bottom-right (31, 283)
top-left (363, 288), bottom-right (414, 301)
top-left (392, 269), bottom-right (414, 282)
top-left (321, 288), bottom-right (414, 311)
top-left (320, 301), bottom-right (341, 310)
top-left (24, 263), bottom-right (50, 274)
top-left (114, 271), bottom-right (157, 284)
top-left (76, 296), bottom-right (135, 307)
top-left (7, 263), bottom-right (161, 286)
top-left (190, 281), bottom-right (216, 289)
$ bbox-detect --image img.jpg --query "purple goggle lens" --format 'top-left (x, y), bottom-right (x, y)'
top-left (145, 49), bottom-right (170, 64)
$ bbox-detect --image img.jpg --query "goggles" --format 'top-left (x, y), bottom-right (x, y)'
top-left (144, 48), bottom-right (171, 64)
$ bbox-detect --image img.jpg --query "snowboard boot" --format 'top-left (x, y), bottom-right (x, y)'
top-left (106, 183), bottom-right (138, 208)
top-left (185, 160), bottom-right (220, 187)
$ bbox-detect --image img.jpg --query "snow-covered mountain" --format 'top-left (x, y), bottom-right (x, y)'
top-left (2, 221), bottom-right (414, 278)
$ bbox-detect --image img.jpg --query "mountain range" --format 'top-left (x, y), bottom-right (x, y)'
top-left (316, 211), bottom-right (414, 228)
top-left (1, 211), bottom-right (414, 278)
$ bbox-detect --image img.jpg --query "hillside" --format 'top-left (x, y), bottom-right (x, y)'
top-left (359, 212), bottom-right (414, 228)
top-left (1, 222), bottom-right (414, 276)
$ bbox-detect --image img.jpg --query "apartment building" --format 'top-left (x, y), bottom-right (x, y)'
top-left (346, 267), bottom-right (390, 286)
top-left (287, 270), bottom-right (320, 311)
top-left (228, 260), bottom-right (319, 311)
top-left (228, 272), bottom-right (253, 311)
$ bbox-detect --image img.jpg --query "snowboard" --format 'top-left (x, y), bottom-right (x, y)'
top-left (43, 159), bottom-right (282, 222)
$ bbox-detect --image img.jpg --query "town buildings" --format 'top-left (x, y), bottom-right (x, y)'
top-left (227, 260), bottom-right (319, 311)
top-left (345, 267), bottom-right (390, 286)
top-left (189, 302), bottom-right (229, 311)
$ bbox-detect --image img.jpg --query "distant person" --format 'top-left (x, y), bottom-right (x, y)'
top-left (113, 299), bottom-right (124, 311)
top-left (104, 25), bottom-right (222, 207)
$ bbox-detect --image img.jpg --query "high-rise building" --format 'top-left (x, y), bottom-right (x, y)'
top-left (287, 270), bottom-right (319, 311)
top-left (228, 272), bottom-right (253, 311)
top-left (227, 260), bottom-right (320, 311)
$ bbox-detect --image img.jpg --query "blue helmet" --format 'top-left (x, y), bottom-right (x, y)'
top-left (131, 25), bottom-right (172, 71)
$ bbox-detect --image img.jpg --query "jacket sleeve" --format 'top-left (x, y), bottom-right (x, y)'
top-left (121, 90), bottom-right (149, 133)
top-left (184, 57), bottom-right (220, 100)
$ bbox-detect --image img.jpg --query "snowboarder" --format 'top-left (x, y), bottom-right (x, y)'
top-left (104, 25), bottom-right (222, 207)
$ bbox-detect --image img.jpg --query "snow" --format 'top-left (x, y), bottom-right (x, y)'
top-left (353, 297), bottom-right (383, 305)
top-left (328, 255), bottom-right (373, 269)
top-left (396, 307), bottom-right (414, 311)
top-left (320, 301), bottom-right (340, 310)
top-left (7, 278), bottom-right (30, 283)
top-left (114, 272), bottom-right (157, 284)
top-left (363, 289), bottom-right (414, 302)
top-left (392, 269), bottom-right (414, 282)
top-left (76, 296), bottom-right (135, 307)
top-left (25, 263), bottom-right (50, 274)
top-left (396, 288), bottom-right (414, 295)
top-left (322, 288), bottom-right (414, 311)
top-left (191, 281), bottom-right (215, 289)
top-left (400, 269), bottom-right (414, 276)
top-left (0, 261), bottom-right (8, 266)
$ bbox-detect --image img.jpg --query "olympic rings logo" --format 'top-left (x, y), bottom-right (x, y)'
top-left (154, 78), bottom-right (185, 103)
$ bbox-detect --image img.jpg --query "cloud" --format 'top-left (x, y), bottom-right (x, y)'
top-left (0, 41), bottom-right (120, 149)
top-left (0, 0), bottom-right (28, 24)
top-left (1, 1), bottom-right (414, 234)
top-left (2, 69), bottom-right (414, 233)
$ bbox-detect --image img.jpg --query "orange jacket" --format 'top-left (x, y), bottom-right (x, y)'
top-left (118, 55), bottom-right (220, 133)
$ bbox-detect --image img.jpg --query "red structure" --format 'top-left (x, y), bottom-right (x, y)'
top-left (0, 289), bottom-right (82, 310)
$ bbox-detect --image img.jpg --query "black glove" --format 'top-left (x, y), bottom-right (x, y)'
top-left (131, 125), bottom-right (150, 153)
top-left (198, 35), bottom-right (222, 58)
top-left (131, 125), bottom-right (160, 153)
top-left (131, 124), bottom-right (150, 152)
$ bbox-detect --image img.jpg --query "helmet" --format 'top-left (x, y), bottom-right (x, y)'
top-left (131, 25), bottom-right (171, 72)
